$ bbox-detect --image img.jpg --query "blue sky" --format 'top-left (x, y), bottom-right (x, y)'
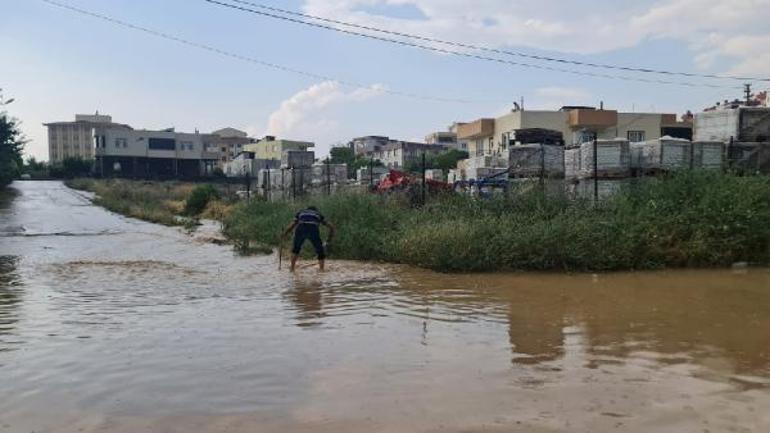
top-left (3, 0), bottom-right (769, 160)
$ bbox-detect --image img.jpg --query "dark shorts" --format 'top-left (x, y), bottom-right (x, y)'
top-left (292, 224), bottom-right (325, 259)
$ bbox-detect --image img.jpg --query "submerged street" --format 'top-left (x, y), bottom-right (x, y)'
top-left (1, 181), bottom-right (769, 432)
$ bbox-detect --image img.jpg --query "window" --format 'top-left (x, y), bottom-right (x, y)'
top-left (148, 138), bottom-right (176, 150)
top-left (180, 141), bottom-right (194, 151)
top-left (115, 138), bottom-right (127, 148)
top-left (627, 130), bottom-right (646, 142)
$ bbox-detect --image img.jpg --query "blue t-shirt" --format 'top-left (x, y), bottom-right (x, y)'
top-left (295, 208), bottom-right (325, 226)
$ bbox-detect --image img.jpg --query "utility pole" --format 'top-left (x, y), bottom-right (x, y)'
top-left (326, 157), bottom-right (331, 195)
top-left (421, 151), bottom-right (427, 206)
top-left (244, 167), bottom-right (251, 201)
top-left (265, 166), bottom-right (270, 201)
top-left (369, 156), bottom-right (374, 189)
top-left (745, 83), bottom-right (752, 106)
top-left (593, 133), bottom-right (599, 203)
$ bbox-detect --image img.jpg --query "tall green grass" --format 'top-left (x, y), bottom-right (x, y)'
top-left (223, 171), bottom-right (770, 272)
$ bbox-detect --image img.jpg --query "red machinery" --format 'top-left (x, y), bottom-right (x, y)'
top-left (376, 170), bottom-right (452, 193)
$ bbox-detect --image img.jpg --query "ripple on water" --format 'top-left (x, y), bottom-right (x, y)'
top-left (0, 255), bottom-right (23, 351)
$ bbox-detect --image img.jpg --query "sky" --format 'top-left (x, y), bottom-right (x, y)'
top-left (2, 0), bottom-right (770, 161)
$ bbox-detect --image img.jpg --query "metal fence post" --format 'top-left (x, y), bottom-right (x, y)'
top-left (593, 134), bottom-right (599, 203)
top-left (369, 157), bottom-right (374, 188)
top-left (265, 167), bottom-right (270, 201)
top-left (421, 151), bottom-right (427, 205)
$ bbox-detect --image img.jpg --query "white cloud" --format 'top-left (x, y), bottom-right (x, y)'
top-left (252, 81), bottom-right (385, 156)
top-left (534, 86), bottom-right (592, 110)
top-left (302, 0), bottom-right (770, 75)
top-left (536, 86), bottom-right (590, 100)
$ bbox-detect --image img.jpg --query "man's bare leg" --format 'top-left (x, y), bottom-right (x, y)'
top-left (319, 259), bottom-right (325, 272)
top-left (290, 254), bottom-right (299, 272)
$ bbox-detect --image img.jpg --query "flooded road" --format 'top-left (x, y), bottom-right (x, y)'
top-left (1, 181), bottom-right (769, 433)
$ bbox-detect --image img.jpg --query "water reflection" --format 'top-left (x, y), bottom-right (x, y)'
top-left (387, 271), bottom-right (770, 377)
top-left (0, 255), bottom-right (22, 348)
top-left (278, 268), bottom-right (770, 377)
top-left (284, 282), bottom-right (326, 328)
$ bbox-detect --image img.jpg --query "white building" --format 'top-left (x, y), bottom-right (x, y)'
top-left (93, 126), bottom-right (219, 178)
top-left (369, 141), bottom-right (450, 169)
top-left (44, 113), bottom-right (130, 163)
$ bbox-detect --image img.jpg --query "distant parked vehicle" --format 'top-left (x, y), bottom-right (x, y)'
top-left (20, 174), bottom-right (32, 180)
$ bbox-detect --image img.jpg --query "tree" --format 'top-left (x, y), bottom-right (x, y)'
top-left (0, 113), bottom-right (24, 187)
top-left (22, 157), bottom-right (48, 179)
top-left (405, 149), bottom-right (469, 174)
top-left (435, 149), bottom-right (469, 172)
top-left (329, 145), bottom-right (383, 178)
top-left (49, 157), bottom-right (93, 179)
top-left (329, 146), bottom-right (355, 166)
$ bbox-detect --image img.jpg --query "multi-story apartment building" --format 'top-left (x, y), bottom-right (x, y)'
top-left (93, 126), bottom-right (219, 178)
top-left (210, 127), bottom-right (255, 168)
top-left (458, 107), bottom-right (693, 157)
top-left (349, 135), bottom-right (454, 169)
top-left (242, 136), bottom-right (314, 160)
top-left (369, 141), bottom-right (451, 169)
top-left (45, 113), bottom-right (130, 163)
top-left (348, 136), bottom-right (393, 156)
top-left (425, 130), bottom-right (465, 151)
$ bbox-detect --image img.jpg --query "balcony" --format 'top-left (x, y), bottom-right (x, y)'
top-left (569, 109), bottom-right (617, 128)
top-left (457, 118), bottom-right (495, 140)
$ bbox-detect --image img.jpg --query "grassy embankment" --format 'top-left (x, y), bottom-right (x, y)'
top-left (66, 178), bottom-right (233, 227)
top-left (68, 172), bottom-right (770, 272)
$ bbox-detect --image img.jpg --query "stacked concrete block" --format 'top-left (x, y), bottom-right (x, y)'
top-left (311, 163), bottom-right (348, 186)
top-left (424, 169), bottom-right (445, 182)
top-left (579, 139), bottom-right (631, 179)
top-left (509, 178), bottom-right (565, 196)
top-left (508, 144), bottom-right (564, 178)
top-left (281, 150), bottom-right (315, 169)
top-left (564, 147), bottom-right (581, 181)
top-left (258, 168), bottom-right (312, 190)
top-left (631, 137), bottom-right (691, 172)
top-left (464, 155), bottom-right (508, 180)
top-left (726, 142), bottom-right (770, 172)
top-left (356, 166), bottom-right (389, 184)
top-left (691, 141), bottom-right (724, 170)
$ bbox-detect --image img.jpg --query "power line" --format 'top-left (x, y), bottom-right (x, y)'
top-left (38, 0), bottom-right (493, 104)
top-left (204, 0), bottom-right (743, 89)
top-left (222, 0), bottom-right (769, 84)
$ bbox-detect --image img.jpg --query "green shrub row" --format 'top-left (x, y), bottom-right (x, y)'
top-left (223, 171), bottom-right (770, 272)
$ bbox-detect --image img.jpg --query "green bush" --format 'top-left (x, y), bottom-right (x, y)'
top-left (222, 171), bottom-right (770, 272)
top-left (184, 184), bottom-right (220, 216)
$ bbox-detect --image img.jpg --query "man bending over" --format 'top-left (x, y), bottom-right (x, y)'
top-left (283, 206), bottom-right (335, 272)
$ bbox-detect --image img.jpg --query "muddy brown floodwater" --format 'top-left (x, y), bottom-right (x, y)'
top-left (1, 181), bottom-right (769, 433)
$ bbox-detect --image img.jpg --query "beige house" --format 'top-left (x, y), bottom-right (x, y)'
top-left (458, 107), bottom-right (693, 157)
top-left (210, 127), bottom-right (254, 168)
top-left (243, 136), bottom-right (314, 160)
top-left (425, 130), bottom-right (465, 151)
top-left (45, 113), bottom-right (130, 163)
